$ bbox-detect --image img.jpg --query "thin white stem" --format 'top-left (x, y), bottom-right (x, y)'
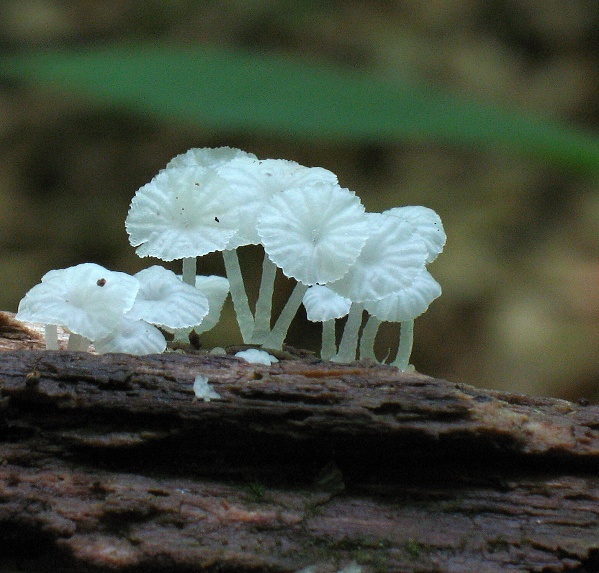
top-left (261, 282), bottom-right (308, 351)
top-left (359, 315), bottom-right (381, 361)
top-left (67, 333), bottom-right (90, 352)
top-left (320, 319), bottom-right (337, 361)
top-left (251, 254), bottom-right (277, 344)
top-left (332, 303), bottom-right (364, 363)
top-left (222, 248), bottom-right (255, 343)
top-left (172, 328), bottom-right (191, 344)
top-left (45, 324), bottom-right (59, 350)
top-left (182, 257), bottom-right (197, 286)
top-left (392, 319), bottom-right (414, 371)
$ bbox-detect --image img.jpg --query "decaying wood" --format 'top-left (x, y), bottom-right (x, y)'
top-left (1, 311), bottom-right (599, 573)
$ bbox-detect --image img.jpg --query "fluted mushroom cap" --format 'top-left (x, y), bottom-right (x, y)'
top-left (125, 166), bottom-right (241, 260)
top-left (126, 266), bottom-right (209, 329)
top-left (364, 268), bottom-right (442, 322)
top-left (384, 206), bottom-right (446, 264)
top-left (257, 182), bottom-right (368, 285)
top-left (329, 212), bottom-right (429, 303)
top-left (16, 263), bottom-right (139, 341)
top-left (94, 317), bottom-right (166, 355)
top-left (302, 285), bottom-right (351, 322)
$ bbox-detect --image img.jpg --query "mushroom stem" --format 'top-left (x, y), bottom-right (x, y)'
top-left (181, 258), bottom-right (196, 287)
top-left (222, 248), bottom-right (255, 343)
top-left (261, 282), bottom-right (308, 351)
top-left (172, 328), bottom-right (191, 344)
top-left (332, 303), bottom-right (364, 363)
top-left (392, 319), bottom-right (414, 370)
top-left (359, 314), bottom-right (381, 361)
top-left (320, 319), bottom-right (337, 361)
top-left (66, 333), bottom-right (90, 352)
top-left (251, 254), bottom-right (277, 344)
top-left (44, 324), bottom-right (59, 350)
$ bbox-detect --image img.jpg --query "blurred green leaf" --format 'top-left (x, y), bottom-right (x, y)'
top-left (3, 44), bottom-right (599, 172)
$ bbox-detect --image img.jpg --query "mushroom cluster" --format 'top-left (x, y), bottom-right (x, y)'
top-left (17, 146), bottom-right (445, 369)
top-left (16, 263), bottom-right (221, 355)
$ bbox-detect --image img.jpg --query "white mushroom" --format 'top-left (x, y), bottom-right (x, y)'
top-left (367, 206), bottom-right (446, 370)
top-left (16, 263), bottom-right (139, 350)
top-left (168, 274), bottom-right (230, 344)
top-left (361, 268), bottom-right (442, 369)
top-left (125, 165), bottom-right (240, 285)
top-left (94, 316), bottom-right (167, 355)
top-left (127, 265), bottom-right (209, 330)
top-left (257, 182), bottom-right (367, 286)
top-left (328, 212), bottom-right (429, 303)
top-left (257, 182), bottom-right (368, 351)
top-left (384, 206), bottom-right (446, 263)
top-left (302, 285), bottom-right (351, 361)
top-left (216, 157), bottom-right (338, 344)
top-left (329, 212), bottom-right (429, 362)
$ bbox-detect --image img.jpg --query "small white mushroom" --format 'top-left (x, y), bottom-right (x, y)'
top-left (362, 268), bottom-right (442, 368)
top-left (384, 205), bottom-right (446, 263)
top-left (328, 212), bottom-right (429, 362)
top-left (127, 266), bottom-right (209, 330)
top-left (328, 212), bottom-right (429, 303)
top-left (257, 182), bottom-right (368, 286)
top-left (16, 263), bottom-right (139, 350)
top-left (216, 157), bottom-right (339, 344)
top-left (257, 183), bottom-right (368, 351)
top-left (302, 285), bottom-right (351, 361)
top-left (364, 206), bottom-right (445, 370)
top-left (363, 268), bottom-right (442, 325)
top-left (125, 165), bottom-right (241, 285)
top-left (94, 316), bottom-right (167, 355)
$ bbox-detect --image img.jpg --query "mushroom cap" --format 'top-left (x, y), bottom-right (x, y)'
top-left (166, 146), bottom-right (257, 170)
top-left (328, 212), bottom-right (429, 303)
top-left (94, 316), bottom-right (167, 355)
top-left (125, 166), bottom-right (241, 260)
top-left (302, 285), bottom-right (351, 322)
top-left (384, 206), bottom-right (446, 263)
top-left (126, 266), bottom-right (209, 329)
top-left (16, 263), bottom-right (139, 341)
top-left (217, 157), bottom-right (339, 249)
top-left (363, 268), bottom-right (442, 322)
top-left (256, 182), bottom-right (368, 285)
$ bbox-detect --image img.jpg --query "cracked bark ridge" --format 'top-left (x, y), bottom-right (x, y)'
top-left (1, 311), bottom-right (599, 572)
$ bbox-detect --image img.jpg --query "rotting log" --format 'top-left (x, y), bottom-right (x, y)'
top-left (1, 311), bottom-right (599, 573)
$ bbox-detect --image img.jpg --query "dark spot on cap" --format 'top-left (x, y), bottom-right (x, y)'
top-left (214, 217), bottom-right (219, 223)
top-left (97, 278), bottom-right (106, 287)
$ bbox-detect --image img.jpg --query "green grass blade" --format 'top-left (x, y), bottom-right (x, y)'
top-left (3, 44), bottom-right (599, 172)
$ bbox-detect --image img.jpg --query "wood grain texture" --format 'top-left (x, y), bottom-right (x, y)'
top-left (1, 312), bottom-right (599, 572)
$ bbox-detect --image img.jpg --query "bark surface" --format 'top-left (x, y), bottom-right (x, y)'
top-left (1, 312), bottom-right (599, 573)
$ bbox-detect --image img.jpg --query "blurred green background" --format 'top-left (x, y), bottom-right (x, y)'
top-left (0, 0), bottom-right (598, 400)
